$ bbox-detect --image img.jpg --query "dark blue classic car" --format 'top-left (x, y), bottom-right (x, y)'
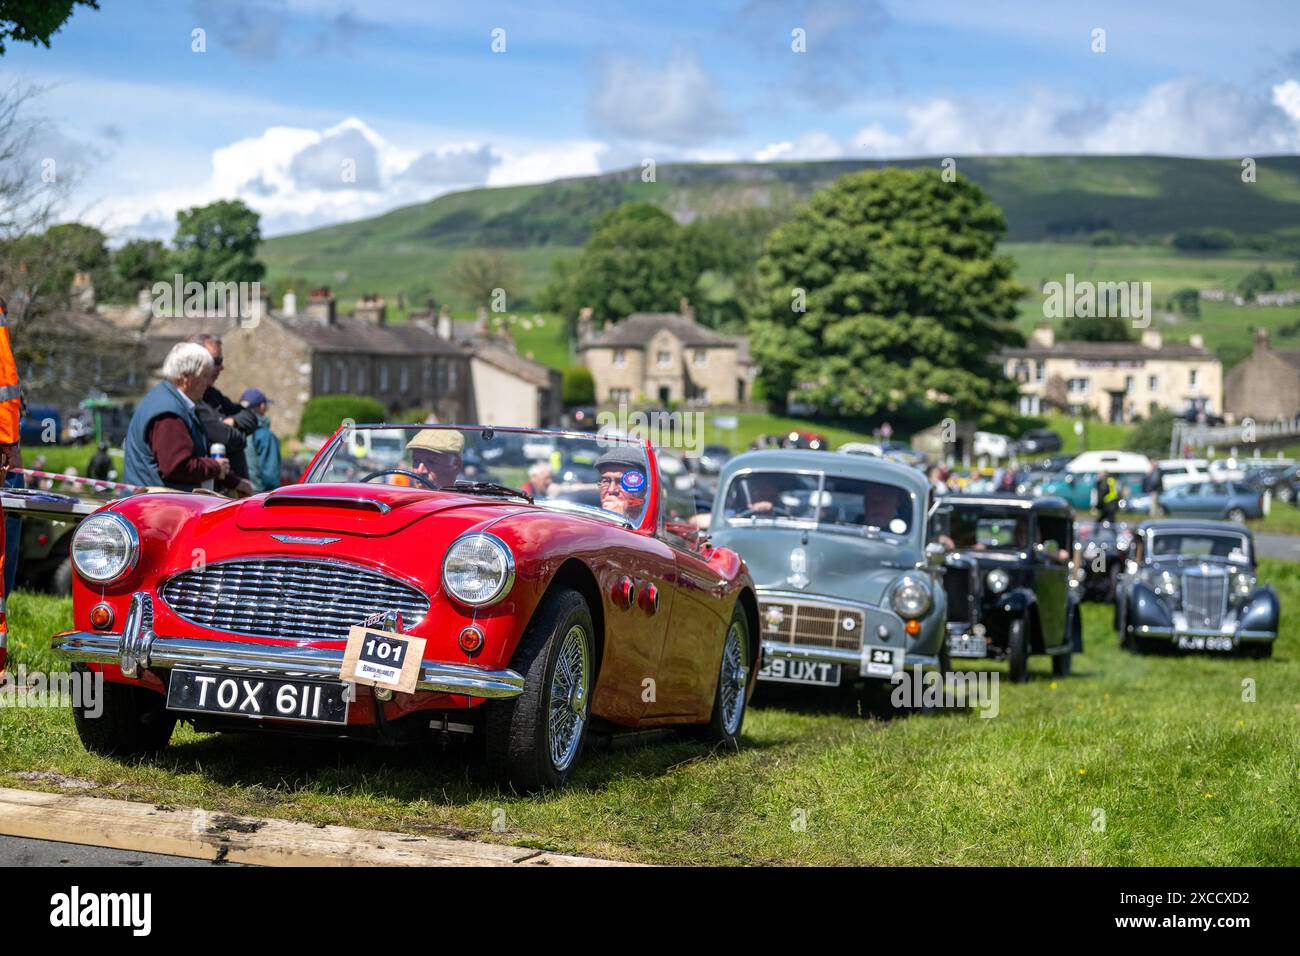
top-left (930, 495), bottom-right (1081, 681)
top-left (709, 450), bottom-right (946, 691)
top-left (1114, 519), bottom-right (1278, 657)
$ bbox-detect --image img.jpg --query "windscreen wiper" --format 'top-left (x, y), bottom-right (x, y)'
top-left (448, 480), bottom-right (533, 503)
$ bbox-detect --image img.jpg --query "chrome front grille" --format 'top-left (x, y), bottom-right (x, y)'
top-left (160, 558), bottom-right (429, 641)
top-left (1182, 571), bottom-right (1226, 629)
top-left (759, 598), bottom-right (864, 650)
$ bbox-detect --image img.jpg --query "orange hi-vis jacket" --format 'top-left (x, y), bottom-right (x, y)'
top-left (0, 299), bottom-right (19, 676)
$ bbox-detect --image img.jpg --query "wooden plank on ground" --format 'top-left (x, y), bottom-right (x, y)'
top-left (0, 787), bottom-right (630, 867)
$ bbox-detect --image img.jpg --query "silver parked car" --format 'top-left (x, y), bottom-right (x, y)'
top-left (709, 450), bottom-right (947, 692)
top-left (1157, 480), bottom-right (1267, 522)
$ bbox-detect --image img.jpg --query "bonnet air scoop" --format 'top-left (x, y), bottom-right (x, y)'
top-left (263, 492), bottom-right (392, 514)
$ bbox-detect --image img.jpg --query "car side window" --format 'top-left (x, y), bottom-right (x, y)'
top-left (1036, 514), bottom-right (1071, 564)
top-left (659, 466), bottom-right (702, 551)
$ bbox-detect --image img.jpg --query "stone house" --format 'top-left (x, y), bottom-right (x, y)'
top-left (213, 290), bottom-right (559, 436)
top-left (578, 308), bottom-right (756, 406)
top-left (1224, 328), bottom-right (1300, 421)
top-left (1000, 323), bottom-right (1223, 423)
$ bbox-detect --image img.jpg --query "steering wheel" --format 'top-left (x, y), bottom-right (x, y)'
top-left (359, 468), bottom-right (438, 490)
top-left (738, 504), bottom-right (794, 518)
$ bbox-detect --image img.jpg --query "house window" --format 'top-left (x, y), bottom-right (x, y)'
top-left (1148, 374), bottom-right (1158, 391)
top-left (356, 362), bottom-right (366, 393)
top-left (610, 388), bottom-right (631, 403)
top-left (657, 350), bottom-right (672, 368)
top-left (1035, 361), bottom-right (1045, 383)
top-left (422, 359), bottom-right (432, 392)
top-left (379, 364), bottom-right (389, 392)
top-left (447, 360), bottom-right (458, 390)
top-left (1124, 375), bottom-right (1134, 393)
top-left (337, 361), bottom-right (348, 393)
top-left (1013, 361), bottom-right (1030, 383)
top-left (693, 350), bottom-right (707, 368)
top-left (613, 350), bottom-right (627, 369)
top-left (321, 362), bottom-right (330, 393)
top-left (1189, 368), bottom-right (1199, 389)
top-left (1068, 377), bottom-right (1090, 394)
top-left (400, 363), bottom-right (410, 394)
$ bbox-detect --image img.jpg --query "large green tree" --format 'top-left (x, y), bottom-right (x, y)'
top-left (0, 0), bottom-right (98, 54)
top-left (112, 238), bottom-right (173, 292)
top-left (750, 168), bottom-right (1024, 424)
top-left (172, 199), bottom-right (265, 285)
top-left (540, 203), bottom-right (695, 323)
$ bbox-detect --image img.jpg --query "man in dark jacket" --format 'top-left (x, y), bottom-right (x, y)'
top-left (190, 333), bottom-right (258, 481)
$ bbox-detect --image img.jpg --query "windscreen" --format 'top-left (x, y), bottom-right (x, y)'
top-left (308, 425), bottom-right (651, 525)
top-left (720, 471), bottom-right (915, 536)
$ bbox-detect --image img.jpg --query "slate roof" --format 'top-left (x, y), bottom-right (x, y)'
top-left (1000, 340), bottom-right (1215, 361)
top-left (277, 315), bottom-right (463, 356)
top-left (579, 312), bottom-right (746, 351)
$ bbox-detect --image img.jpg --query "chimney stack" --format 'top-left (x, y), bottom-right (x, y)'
top-left (1140, 329), bottom-right (1162, 350)
top-left (1031, 321), bottom-right (1054, 348)
top-left (306, 286), bottom-right (336, 325)
top-left (354, 293), bottom-right (387, 326)
top-left (282, 291), bottom-right (298, 317)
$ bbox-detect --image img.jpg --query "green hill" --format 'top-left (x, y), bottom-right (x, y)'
top-left (260, 155), bottom-right (1300, 308)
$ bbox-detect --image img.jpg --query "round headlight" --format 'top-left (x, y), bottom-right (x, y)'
top-left (891, 576), bottom-right (932, 618)
top-left (1231, 572), bottom-right (1255, 598)
top-left (986, 568), bottom-right (1010, 594)
top-left (71, 512), bottom-right (139, 584)
top-left (442, 533), bottom-right (515, 606)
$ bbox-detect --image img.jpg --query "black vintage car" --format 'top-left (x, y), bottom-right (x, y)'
top-left (930, 495), bottom-right (1081, 681)
top-left (1114, 519), bottom-right (1278, 657)
top-left (1073, 519), bottom-right (1133, 602)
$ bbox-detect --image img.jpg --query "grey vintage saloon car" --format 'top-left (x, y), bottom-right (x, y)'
top-left (1114, 519), bottom-right (1278, 657)
top-left (709, 450), bottom-right (946, 691)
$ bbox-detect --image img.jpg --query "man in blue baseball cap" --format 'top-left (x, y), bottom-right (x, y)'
top-left (240, 387), bottom-right (281, 492)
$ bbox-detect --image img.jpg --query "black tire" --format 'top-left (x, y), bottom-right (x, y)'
top-left (1278, 485), bottom-right (1294, 504)
top-left (1006, 617), bottom-right (1029, 683)
top-left (1117, 599), bottom-right (1134, 650)
top-left (1227, 508), bottom-right (1247, 524)
top-left (695, 603), bottom-right (750, 749)
top-left (72, 666), bottom-right (176, 758)
top-left (1051, 650), bottom-right (1072, 676)
top-left (1247, 642), bottom-right (1274, 659)
top-left (51, 556), bottom-right (73, 597)
top-left (483, 588), bottom-right (594, 792)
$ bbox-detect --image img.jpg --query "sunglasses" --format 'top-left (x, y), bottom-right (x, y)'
top-left (212, 356), bottom-right (224, 367)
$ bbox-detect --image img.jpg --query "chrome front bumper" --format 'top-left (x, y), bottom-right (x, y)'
top-left (52, 593), bottom-right (525, 700)
top-left (1134, 625), bottom-right (1276, 644)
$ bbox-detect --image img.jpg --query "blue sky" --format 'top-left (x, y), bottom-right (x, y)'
top-left (6, 0), bottom-right (1300, 239)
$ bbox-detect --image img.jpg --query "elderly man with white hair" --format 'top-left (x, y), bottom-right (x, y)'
top-left (122, 342), bottom-right (252, 495)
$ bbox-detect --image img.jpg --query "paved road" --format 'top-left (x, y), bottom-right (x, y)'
top-left (0, 834), bottom-right (239, 866)
top-left (1254, 533), bottom-right (1300, 561)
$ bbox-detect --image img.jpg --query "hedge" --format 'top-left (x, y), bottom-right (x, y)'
top-left (298, 394), bottom-right (387, 438)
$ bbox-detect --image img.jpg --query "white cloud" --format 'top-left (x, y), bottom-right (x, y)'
top-left (755, 130), bottom-right (844, 162)
top-left (847, 78), bottom-right (1300, 158)
top-left (587, 49), bottom-right (736, 146)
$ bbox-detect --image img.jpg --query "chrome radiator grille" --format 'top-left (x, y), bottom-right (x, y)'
top-left (1182, 571), bottom-right (1227, 629)
top-left (160, 558), bottom-right (429, 641)
top-left (759, 598), bottom-right (864, 650)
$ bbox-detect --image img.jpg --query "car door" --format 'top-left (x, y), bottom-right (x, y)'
top-left (643, 470), bottom-right (729, 722)
top-left (1201, 481), bottom-right (1232, 517)
top-left (1034, 513), bottom-right (1070, 648)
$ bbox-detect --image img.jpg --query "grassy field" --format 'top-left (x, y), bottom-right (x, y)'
top-left (3, 570), bottom-right (1296, 865)
top-left (16, 445), bottom-right (123, 477)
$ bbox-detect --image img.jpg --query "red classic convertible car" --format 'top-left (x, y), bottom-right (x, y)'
top-left (53, 425), bottom-right (759, 790)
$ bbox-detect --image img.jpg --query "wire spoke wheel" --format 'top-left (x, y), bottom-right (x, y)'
top-left (547, 623), bottom-right (591, 772)
top-left (719, 619), bottom-right (748, 735)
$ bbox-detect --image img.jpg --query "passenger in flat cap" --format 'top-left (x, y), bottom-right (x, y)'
top-left (594, 447), bottom-right (648, 519)
top-left (406, 429), bottom-right (464, 489)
